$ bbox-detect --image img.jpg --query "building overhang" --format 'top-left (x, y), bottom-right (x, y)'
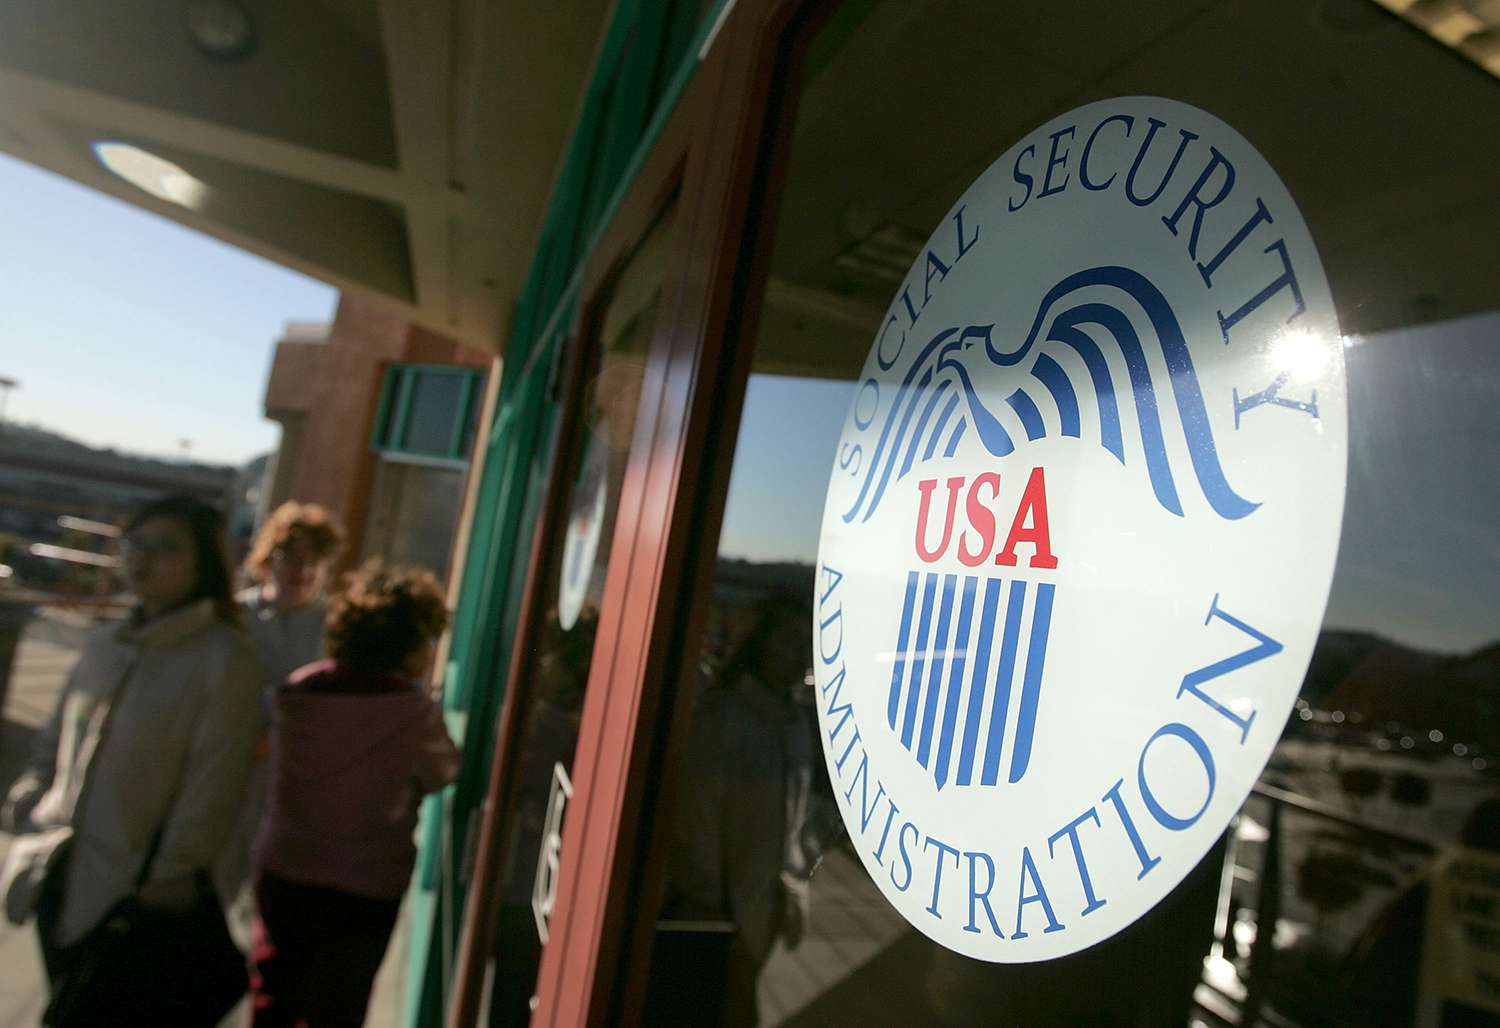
top-left (0, 0), bottom-right (613, 354)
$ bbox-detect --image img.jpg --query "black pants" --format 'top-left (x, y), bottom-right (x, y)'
top-left (250, 872), bottom-right (401, 1028)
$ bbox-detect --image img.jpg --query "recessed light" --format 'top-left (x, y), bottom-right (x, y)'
top-left (92, 142), bottom-right (210, 209)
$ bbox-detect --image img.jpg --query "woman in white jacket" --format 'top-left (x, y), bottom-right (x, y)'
top-left (1, 495), bottom-right (262, 1025)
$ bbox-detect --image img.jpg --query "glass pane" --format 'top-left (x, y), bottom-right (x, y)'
top-left (644, 3), bottom-right (1500, 1026)
top-left (403, 370), bottom-right (466, 455)
top-left (479, 206), bottom-right (675, 1025)
top-left (361, 459), bottom-right (467, 578)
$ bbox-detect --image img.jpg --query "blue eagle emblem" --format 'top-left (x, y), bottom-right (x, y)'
top-left (864, 267), bottom-right (1258, 790)
top-left (843, 265), bottom-right (1257, 525)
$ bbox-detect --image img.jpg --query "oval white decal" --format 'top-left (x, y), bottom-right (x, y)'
top-left (558, 431), bottom-right (607, 632)
top-left (813, 97), bottom-right (1347, 962)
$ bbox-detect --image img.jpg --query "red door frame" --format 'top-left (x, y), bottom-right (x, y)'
top-left (528, 0), bottom-right (835, 1023)
top-left (526, 32), bottom-right (741, 1027)
top-left (444, 0), bottom-right (831, 1021)
top-left (608, 2), bottom-right (840, 1020)
top-left (447, 12), bottom-right (744, 1025)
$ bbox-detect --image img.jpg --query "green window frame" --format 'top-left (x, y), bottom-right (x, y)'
top-left (370, 363), bottom-right (484, 463)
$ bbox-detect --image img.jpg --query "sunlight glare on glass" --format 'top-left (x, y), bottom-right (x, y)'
top-left (92, 142), bottom-right (209, 209)
top-left (1268, 328), bottom-right (1329, 384)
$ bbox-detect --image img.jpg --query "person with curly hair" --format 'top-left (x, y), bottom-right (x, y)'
top-left (248, 560), bottom-right (459, 1028)
top-left (219, 501), bottom-right (346, 941)
top-left (240, 501), bottom-right (345, 692)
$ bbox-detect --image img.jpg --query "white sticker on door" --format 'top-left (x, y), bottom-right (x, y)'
top-left (813, 96), bottom-right (1347, 962)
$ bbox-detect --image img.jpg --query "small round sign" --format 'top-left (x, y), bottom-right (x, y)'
top-left (812, 97), bottom-right (1347, 962)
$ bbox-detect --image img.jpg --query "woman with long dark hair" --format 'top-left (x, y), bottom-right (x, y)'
top-left (0, 494), bottom-right (262, 1025)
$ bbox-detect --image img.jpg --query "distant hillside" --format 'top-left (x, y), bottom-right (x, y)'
top-left (715, 558), bottom-right (816, 602)
top-left (1305, 628), bottom-right (1500, 752)
top-left (0, 422), bottom-right (235, 477)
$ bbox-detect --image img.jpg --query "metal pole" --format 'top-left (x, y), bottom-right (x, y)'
top-left (0, 375), bottom-right (18, 428)
top-left (1243, 798), bottom-right (1283, 1026)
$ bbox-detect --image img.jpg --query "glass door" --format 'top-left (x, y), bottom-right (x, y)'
top-left (472, 205), bottom-right (678, 1025)
top-left (632, 1), bottom-right (1500, 1026)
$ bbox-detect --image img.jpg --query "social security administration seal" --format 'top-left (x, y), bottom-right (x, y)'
top-left (812, 97), bottom-right (1347, 962)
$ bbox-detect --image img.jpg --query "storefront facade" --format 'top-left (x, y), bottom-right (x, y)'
top-left (418, 1), bottom-right (1500, 1024)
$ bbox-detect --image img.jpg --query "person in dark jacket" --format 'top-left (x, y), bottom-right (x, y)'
top-left (249, 560), bottom-right (460, 1028)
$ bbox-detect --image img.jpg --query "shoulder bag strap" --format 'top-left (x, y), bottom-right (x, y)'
top-left (67, 654), bottom-right (164, 894)
top-left (66, 656), bottom-right (134, 823)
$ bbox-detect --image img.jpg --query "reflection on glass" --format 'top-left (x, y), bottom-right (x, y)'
top-left (362, 459), bottom-right (466, 577)
top-left (404, 371), bottom-right (467, 454)
top-left (652, 592), bottom-right (827, 1024)
top-left (480, 209), bottom-right (673, 1026)
top-left (644, 0), bottom-right (1500, 1025)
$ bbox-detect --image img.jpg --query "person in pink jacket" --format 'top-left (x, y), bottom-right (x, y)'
top-left (250, 560), bottom-right (460, 1028)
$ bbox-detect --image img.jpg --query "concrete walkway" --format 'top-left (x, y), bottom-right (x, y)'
top-left (0, 611), bottom-right (79, 1028)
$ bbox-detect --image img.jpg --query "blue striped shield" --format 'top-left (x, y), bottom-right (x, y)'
top-left (885, 571), bottom-right (1056, 789)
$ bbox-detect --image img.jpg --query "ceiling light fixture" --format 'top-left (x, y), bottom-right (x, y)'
top-left (92, 142), bottom-right (210, 209)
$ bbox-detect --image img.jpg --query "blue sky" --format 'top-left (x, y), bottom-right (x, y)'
top-left (0, 153), bottom-right (337, 465)
top-left (718, 373), bottom-right (852, 565)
